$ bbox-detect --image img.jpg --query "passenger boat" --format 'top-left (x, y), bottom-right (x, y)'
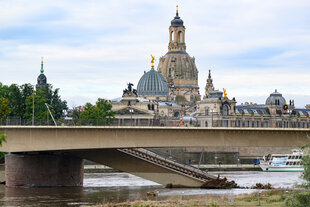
top-left (259, 149), bottom-right (304, 172)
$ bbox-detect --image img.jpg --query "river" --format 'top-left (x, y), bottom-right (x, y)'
top-left (0, 171), bottom-right (303, 206)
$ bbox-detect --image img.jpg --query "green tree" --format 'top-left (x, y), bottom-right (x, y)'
top-left (20, 83), bottom-right (34, 118)
top-left (0, 131), bottom-right (6, 157)
top-left (301, 144), bottom-right (310, 188)
top-left (24, 89), bottom-right (55, 124)
top-left (8, 84), bottom-right (23, 117)
top-left (0, 82), bottom-right (67, 121)
top-left (285, 141), bottom-right (310, 206)
top-left (41, 84), bottom-right (68, 120)
top-left (79, 98), bottom-right (115, 125)
top-left (0, 98), bottom-right (11, 121)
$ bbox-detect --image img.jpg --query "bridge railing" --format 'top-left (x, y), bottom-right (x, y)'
top-left (126, 148), bottom-right (214, 179)
top-left (1, 118), bottom-right (309, 129)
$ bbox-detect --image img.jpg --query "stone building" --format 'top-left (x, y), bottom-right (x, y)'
top-left (195, 71), bottom-right (310, 128)
top-left (157, 7), bottom-right (200, 105)
top-left (110, 66), bottom-right (184, 126)
top-left (109, 7), bottom-right (310, 129)
top-left (36, 57), bottom-right (47, 89)
top-left (136, 66), bottom-right (169, 101)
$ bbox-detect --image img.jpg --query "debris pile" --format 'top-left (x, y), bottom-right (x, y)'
top-left (201, 175), bottom-right (239, 189)
top-left (252, 183), bottom-right (273, 189)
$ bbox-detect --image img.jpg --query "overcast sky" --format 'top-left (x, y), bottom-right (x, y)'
top-left (0, 0), bottom-right (309, 108)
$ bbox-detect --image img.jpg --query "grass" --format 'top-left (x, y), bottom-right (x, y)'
top-left (86, 189), bottom-right (291, 207)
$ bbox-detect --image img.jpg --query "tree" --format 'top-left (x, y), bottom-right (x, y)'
top-left (20, 83), bottom-right (34, 118)
top-left (285, 141), bottom-right (310, 206)
top-left (301, 144), bottom-right (310, 188)
top-left (24, 89), bottom-right (55, 124)
top-left (0, 98), bottom-right (11, 121)
top-left (0, 82), bottom-right (67, 122)
top-left (41, 84), bottom-right (68, 120)
top-left (0, 131), bottom-right (6, 157)
top-left (79, 98), bottom-right (115, 125)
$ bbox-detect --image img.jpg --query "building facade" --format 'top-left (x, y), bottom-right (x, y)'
top-left (157, 8), bottom-right (200, 105)
top-left (109, 7), bottom-right (310, 129)
top-left (195, 71), bottom-right (310, 128)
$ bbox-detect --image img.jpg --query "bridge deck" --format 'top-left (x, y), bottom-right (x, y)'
top-left (0, 126), bottom-right (309, 152)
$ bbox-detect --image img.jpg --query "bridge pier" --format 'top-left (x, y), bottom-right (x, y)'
top-left (5, 153), bottom-right (84, 187)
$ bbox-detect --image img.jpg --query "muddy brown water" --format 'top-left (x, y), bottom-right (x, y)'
top-left (0, 171), bottom-right (303, 206)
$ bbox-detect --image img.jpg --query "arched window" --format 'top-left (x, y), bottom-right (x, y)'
top-left (222, 105), bottom-right (229, 116)
top-left (170, 31), bottom-right (174, 41)
top-left (205, 121), bottom-right (208, 127)
top-left (178, 31), bottom-right (183, 42)
top-left (174, 111), bottom-right (179, 117)
top-left (190, 95), bottom-right (194, 102)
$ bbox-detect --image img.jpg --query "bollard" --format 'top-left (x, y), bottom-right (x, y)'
top-left (229, 190), bottom-right (234, 206)
top-left (257, 191), bottom-right (261, 206)
top-left (205, 194), bottom-right (208, 206)
top-left (179, 192), bottom-right (184, 206)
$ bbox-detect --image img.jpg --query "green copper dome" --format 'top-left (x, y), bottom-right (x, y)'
top-left (137, 68), bottom-right (169, 96)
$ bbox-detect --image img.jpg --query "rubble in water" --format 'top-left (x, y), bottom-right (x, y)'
top-left (201, 175), bottom-right (239, 189)
top-left (252, 183), bottom-right (273, 189)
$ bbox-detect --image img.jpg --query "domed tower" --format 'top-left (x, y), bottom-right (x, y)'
top-left (266, 90), bottom-right (286, 106)
top-left (265, 89), bottom-right (291, 115)
top-left (204, 70), bottom-right (214, 99)
top-left (157, 6), bottom-right (200, 105)
top-left (137, 57), bottom-right (169, 101)
top-left (36, 57), bottom-right (47, 89)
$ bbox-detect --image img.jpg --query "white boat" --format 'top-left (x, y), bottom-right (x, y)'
top-left (260, 149), bottom-right (304, 172)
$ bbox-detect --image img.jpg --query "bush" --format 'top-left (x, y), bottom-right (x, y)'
top-left (285, 191), bottom-right (310, 207)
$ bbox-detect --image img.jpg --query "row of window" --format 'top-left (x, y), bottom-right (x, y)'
top-left (288, 156), bottom-right (302, 159)
top-left (286, 162), bottom-right (302, 166)
top-left (206, 120), bottom-right (310, 128)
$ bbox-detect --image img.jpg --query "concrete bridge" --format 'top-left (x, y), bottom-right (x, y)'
top-left (0, 126), bottom-right (309, 188)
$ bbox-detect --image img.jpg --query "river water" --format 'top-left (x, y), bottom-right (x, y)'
top-left (0, 171), bottom-right (303, 206)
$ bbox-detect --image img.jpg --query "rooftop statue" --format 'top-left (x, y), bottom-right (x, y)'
top-left (123, 82), bottom-right (137, 96)
top-left (151, 54), bottom-right (155, 67)
top-left (223, 88), bottom-right (227, 98)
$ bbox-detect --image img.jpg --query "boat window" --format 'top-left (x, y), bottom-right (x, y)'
top-left (288, 156), bottom-right (291, 159)
top-left (293, 162), bottom-right (296, 165)
top-left (289, 162), bottom-right (293, 165)
top-left (299, 156), bottom-right (302, 159)
top-left (286, 162), bottom-right (289, 165)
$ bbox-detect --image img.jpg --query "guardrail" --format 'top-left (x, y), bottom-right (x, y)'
top-left (119, 148), bottom-right (216, 181)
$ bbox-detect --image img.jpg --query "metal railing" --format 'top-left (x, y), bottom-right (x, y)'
top-left (118, 148), bottom-right (216, 181)
top-left (1, 118), bottom-right (309, 129)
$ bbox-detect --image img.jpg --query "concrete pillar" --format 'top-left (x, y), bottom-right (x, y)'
top-left (5, 153), bottom-right (84, 187)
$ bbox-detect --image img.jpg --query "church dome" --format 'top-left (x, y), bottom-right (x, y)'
top-left (157, 52), bottom-right (198, 85)
top-left (171, 13), bottom-right (184, 27)
top-left (137, 68), bottom-right (169, 96)
top-left (265, 90), bottom-right (286, 106)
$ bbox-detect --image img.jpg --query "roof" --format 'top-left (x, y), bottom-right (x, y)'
top-left (266, 89), bottom-right (286, 106)
top-left (171, 12), bottom-right (184, 27)
top-left (137, 68), bottom-right (169, 96)
top-left (235, 105), bottom-right (270, 116)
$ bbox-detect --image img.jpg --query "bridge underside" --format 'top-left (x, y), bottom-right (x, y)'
top-left (5, 148), bottom-right (211, 188)
top-left (71, 149), bottom-right (206, 188)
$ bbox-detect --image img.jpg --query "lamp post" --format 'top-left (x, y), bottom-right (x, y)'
top-left (211, 109), bottom-right (214, 127)
top-left (32, 87), bottom-right (35, 126)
